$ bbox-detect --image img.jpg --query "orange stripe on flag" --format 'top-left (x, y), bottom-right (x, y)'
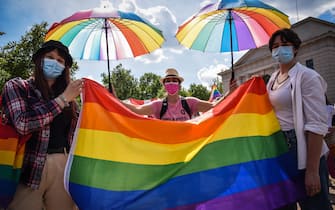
top-left (0, 138), bottom-right (19, 152)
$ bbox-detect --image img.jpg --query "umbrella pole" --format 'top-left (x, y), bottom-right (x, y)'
top-left (104, 18), bottom-right (113, 93)
top-left (228, 9), bottom-right (234, 81)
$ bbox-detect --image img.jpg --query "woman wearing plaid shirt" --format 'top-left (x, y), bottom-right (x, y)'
top-left (2, 40), bottom-right (83, 210)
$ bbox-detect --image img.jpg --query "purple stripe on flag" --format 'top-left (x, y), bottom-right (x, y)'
top-left (168, 178), bottom-right (305, 210)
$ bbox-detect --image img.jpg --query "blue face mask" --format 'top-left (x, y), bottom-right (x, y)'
top-left (271, 46), bottom-right (294, 64)
top-left (42, 58), bottom-right (65, 79)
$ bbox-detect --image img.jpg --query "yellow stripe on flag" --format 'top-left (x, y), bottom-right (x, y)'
top-left (74, 111), bottom-right (280, 164)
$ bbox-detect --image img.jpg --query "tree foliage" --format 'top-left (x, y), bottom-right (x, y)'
top-left (101, 64), bottom-right (139, 100)
top-left (188, 83), bottom-right (210, 100)
top-left (0, 22), bottom-right (48, 83)
top-left (179, 87), bottom-right (190, 97)
top-left (138, 72), bottom-right (163, 99)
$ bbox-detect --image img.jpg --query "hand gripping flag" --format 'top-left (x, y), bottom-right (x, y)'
top-left (65, 77), bottom-right (304, 210)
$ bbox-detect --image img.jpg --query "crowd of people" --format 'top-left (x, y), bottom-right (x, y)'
top-left (1, 28), bottom-right (335, 210)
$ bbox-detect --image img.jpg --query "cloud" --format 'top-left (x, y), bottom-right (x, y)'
top-left (137, 6), bottom-right (179, 48)
top-left (135, 49), bottom-right (168, 64)
top-left (116, 0), bottom-right (179, 67)
top-left (169, 47), bottom-right (184, 55)
top-left (197, 63), bottom-right (228, 88)
top-left (99, 0), bottom-right (114, 9)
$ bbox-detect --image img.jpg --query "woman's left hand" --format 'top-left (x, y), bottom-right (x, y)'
top-left (305, 170), bottom-right (321, 196)
top-left (61, 79), bottom-right (83, 103)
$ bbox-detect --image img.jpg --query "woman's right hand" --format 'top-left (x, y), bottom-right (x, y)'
top-left (62, 79), bottom-right (83, 102)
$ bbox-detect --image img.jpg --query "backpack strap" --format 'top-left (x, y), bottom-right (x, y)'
top-left (181, 97), bottom-right (192, 119)
top-left (160, 97), bottom-right (192, 119)
top-left (159, 98), bottom-right (168, 119)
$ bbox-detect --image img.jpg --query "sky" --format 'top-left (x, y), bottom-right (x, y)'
top-left (0, 0), bottom-right (335, 89)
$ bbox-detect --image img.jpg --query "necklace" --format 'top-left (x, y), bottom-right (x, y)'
top-left (276, 74), bottom-right (289, 85)
top-left (276, 62), bottom-right (296, 85)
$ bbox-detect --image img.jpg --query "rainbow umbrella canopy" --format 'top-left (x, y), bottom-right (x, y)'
top-left (176, 0), bottom-right (290, 80)
top-left (45, 2), bottom-right (165, 91)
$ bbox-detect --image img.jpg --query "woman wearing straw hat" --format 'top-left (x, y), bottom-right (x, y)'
top-left (121, 68), bottom-right (233, 121)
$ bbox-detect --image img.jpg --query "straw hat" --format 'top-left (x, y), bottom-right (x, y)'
top-left (159, 68), bottom-right (184, 83)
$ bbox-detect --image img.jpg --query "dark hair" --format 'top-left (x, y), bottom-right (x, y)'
top-left (32, 48), bottom-right (75, 118)
top-left (33, 48), bottom-right (70, 100)
top-left (268, 28), bottom-right (302, 52)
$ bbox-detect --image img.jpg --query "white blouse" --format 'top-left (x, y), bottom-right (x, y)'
top-left (267, 62), bottom-right (329, 169)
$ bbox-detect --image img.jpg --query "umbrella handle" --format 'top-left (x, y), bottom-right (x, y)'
top-left (228, 9), bottom-right (234, 83)
top-left (230, 70), bottom-right (235, 82)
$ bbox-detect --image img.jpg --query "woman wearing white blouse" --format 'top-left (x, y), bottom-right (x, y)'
top-left (267, 28), bottom-right (332, 210)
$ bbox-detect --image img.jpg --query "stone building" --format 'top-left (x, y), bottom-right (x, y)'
top-left (218, 17), bottom-right (335, 103)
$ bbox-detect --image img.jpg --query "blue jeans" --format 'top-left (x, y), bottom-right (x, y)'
top-left (277, 130), bottom-right (333, 210)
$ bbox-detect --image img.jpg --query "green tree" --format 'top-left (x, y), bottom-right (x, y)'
top-left (101, 64), bottom-right (139, 100)
top-left (179, 87), bottom-right (190, 97)
top-left (188, 83), bottom-right (210, 100)
top-left (0, 22), bottom-right (48, 81)
top-left (138, 72), bottom-right (162, 99)
top-left (0, 22), bottom-right (78, 90)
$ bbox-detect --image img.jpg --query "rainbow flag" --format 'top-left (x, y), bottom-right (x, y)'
top-left (208, 84), bottom-right (222, 102)
top-left (0, 125), bottom-right (25, 208)
top-left (66, 77), bottom-right (304, 210)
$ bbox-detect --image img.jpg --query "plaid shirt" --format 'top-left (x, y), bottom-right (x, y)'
top-left (1, 77), bottom-right (78, 189)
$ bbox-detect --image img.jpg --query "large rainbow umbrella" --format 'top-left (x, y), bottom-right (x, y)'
top-left (176, 0), bottom-right (290, 80)
top-left (45, 4), bottom-right (165, 91)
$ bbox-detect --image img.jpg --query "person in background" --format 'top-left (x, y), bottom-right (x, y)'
top-left (325, 96), bottom-right (335, 178)
top-left (120, 68), bottom-right (236, 121)
top-left (266, 28), bottom-right (332, 210)
top-left (2, 40), bottom-right (83, 210)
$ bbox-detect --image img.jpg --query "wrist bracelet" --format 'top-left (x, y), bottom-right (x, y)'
top-left (54, 97), bottom-right (65, 109)
top-left (59, 94), bottom-right (70, 107)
